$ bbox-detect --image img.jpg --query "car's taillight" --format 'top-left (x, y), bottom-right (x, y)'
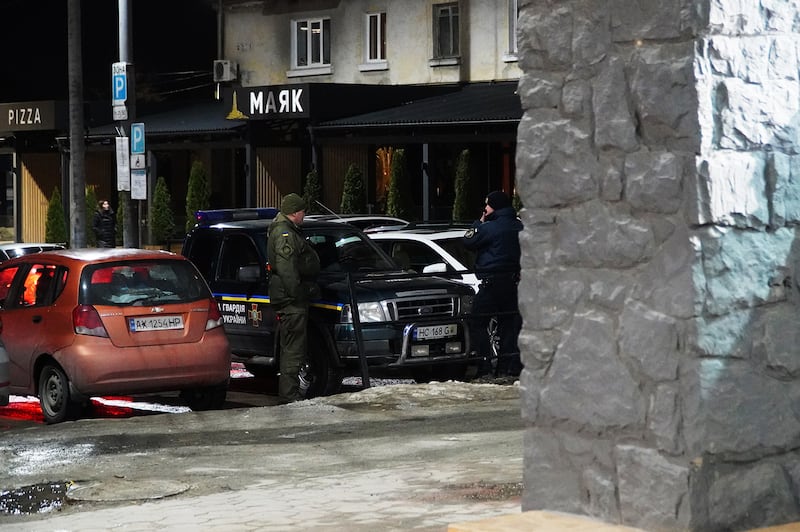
top-left (73, 304), bottom-right (109, 337)
top-left (206, 299), bottom-right (224, 330)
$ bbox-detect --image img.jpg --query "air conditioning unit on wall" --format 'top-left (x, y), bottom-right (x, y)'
top-left (213, 60), bottom-right (238, 82)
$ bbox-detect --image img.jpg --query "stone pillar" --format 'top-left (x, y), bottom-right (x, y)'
top-left (516, 1), bottom-right (800, 529)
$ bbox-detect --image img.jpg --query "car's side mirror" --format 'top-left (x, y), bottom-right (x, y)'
top-left (237, 265), bottom-right (262, 283)
top-left (422, 263), bottom-right (447, 274)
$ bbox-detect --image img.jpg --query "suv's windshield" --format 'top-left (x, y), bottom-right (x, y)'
top-left (305, 227), bottom-right (396, 273)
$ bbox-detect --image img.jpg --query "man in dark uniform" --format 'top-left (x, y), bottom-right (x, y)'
top-left (462, 190), bottom-right (523, 379)
top-left (267, 193), bottom-right (321, 403)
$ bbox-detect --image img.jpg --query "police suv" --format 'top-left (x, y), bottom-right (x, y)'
top-left (182, 209), bottom-right (477, 397)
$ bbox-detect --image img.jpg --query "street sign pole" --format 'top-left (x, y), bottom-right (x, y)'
top-left (117, 0), bottom-right (138, 247)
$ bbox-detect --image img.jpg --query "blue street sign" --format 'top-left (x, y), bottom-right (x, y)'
top-left (113, 74), bottom-right (127, 102)
top-left (111, 62), bottom-right (128, 105)
top-left (131, 123), bottom-right (145, 154)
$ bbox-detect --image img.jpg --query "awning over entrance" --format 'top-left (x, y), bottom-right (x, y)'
top-left (84, 99), bottom-right (245, 143)
top-left (312, 81), bottom-right (521, 143)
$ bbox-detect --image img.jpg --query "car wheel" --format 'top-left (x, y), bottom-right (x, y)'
top-left (306, 330), bottom-right (341, 398)
top-left (38, 364), bottom-right (82, 424)
top-left (181, 384), bottom-right (227, 411)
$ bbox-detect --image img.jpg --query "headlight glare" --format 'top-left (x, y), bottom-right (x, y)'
top-left (341, 302), bottom-right (388, 323)
top-left (357, 301), bottom-right (387, 322)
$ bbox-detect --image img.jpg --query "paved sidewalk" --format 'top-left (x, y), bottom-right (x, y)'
top-left (4, 471), bottom-right (521, 531)
top-left (0, 382), bottom-right (524, 532)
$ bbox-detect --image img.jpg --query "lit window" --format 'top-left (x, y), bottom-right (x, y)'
top-left (292, 17), bottom-right (331, 68)
top-left (366, 12), bottom-right (386, 62)
top-left (433, 3), bottom-right (459, 59)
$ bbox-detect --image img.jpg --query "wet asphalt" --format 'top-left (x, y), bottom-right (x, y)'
top-left (0, 380), bottom-right (524, 531)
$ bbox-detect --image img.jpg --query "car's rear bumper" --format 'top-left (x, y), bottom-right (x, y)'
top-left (55, 331), bottom-right (232, 397)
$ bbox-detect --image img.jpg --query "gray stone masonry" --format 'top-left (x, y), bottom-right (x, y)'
top-left (516, 0), bottom-right (800, 530)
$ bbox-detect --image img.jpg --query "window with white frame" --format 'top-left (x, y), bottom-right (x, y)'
top-left (433, 3), bottom-right (459, 59)
top-left (292, 17), bottom-right (331, 69)
top-left (507, 0), bottom-right (518, 57)
top-left (366, 12), bottom-right (386, 62)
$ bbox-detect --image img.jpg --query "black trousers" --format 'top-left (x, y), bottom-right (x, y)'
top-left (470, 275), bottom-right (522, 376)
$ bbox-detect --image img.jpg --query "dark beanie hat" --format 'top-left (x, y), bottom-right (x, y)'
top-left (486, 190), bottom-right (511, 210)
top-left (280, 193), bottom-right (307, 215)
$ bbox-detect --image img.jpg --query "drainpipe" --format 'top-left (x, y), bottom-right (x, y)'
top-left (217, 0), bottom-right (223, 59)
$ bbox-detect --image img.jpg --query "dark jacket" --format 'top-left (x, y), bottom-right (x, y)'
top-left (93, 208), bottom-right (116, 246)
top-left (462, 206), bottom-right (522, 278)
top-left (266, 213), bottom-right (321, 310)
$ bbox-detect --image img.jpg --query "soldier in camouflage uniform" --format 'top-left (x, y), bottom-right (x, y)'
top-left (267, 193), bottom-right (321, 403)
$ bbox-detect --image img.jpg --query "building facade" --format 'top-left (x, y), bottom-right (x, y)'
top-left (1, 0), bottom-right (521, 242)
top-left (216, 0), bottom-right (522, 220)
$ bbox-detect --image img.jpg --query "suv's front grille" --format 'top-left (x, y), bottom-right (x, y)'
top-left (388, 295), bottom-right (458, 320)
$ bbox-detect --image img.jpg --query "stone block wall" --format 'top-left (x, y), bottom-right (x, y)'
top-left (516, 0), bottom-right (800, 529)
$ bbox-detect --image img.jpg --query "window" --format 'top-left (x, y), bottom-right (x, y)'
top-left (220, 234), bottom-right (262, 282)
top-left (85, 261), bottom-right (207, 306)
top-left (433, 3), bottom-right (459, 59)
top-left (0, 266), bottom-right (19, 308)
top-left (293, 17), bottom-right (331, 69)
top-left (505, 0), bottom-right (518, 61)
top-left (19, 264), bottom-right (58, 307)
top-left (366, 12), bottom-right (386, 62)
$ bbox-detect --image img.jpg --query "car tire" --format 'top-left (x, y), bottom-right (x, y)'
top-left (38, 363), bottom-right (83, 424)
top-left (306, 329), bottom-right (342, 398)
top-left (181, 384), bottom-right (227, 411)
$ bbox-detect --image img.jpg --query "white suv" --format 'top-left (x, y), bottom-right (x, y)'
top-left (368, 226), bottom-right (480, 293)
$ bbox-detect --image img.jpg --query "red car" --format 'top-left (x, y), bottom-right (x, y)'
top-left (0, 248), bottom-right (231, 423)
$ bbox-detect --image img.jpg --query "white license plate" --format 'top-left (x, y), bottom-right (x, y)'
top-left (413, 324), bottom-right (457, 340)
top-left (129, 315), bottom-right (184, 332)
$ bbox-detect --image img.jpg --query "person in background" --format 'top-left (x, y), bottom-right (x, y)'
top-left (267, 193), bottom-right (321, 403)
top-left (462, 190), bottom-right (523, 380)
top-left (93, 200), bottom-right (116, 248)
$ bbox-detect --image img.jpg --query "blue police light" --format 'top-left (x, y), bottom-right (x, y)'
top-left (195, 208), bottom-right (279, 225)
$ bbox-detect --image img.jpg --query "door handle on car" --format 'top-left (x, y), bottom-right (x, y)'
top-left (32, 315), bottom-right (42, 323)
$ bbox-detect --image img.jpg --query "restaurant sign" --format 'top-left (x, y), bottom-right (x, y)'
top-left (0, 101), bottom-right (60, 133)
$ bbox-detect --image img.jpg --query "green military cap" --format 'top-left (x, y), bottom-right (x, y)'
top-left (280, 193), bottom-right (307, 215)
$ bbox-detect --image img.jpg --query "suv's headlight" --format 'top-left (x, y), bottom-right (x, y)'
top-left (342, 302), bottom-right (388, 323)
top-left (459, 293), bottom-right (474, 314)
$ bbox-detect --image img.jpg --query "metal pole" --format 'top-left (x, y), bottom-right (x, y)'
top-left (422, 143), bottom-right (430, 221)
top-left (118, 0), bottom-right (138, 247)
top-left (67, 0), bottom-right (87, 247)
top-left (346, 272), bottom-right (371, 389)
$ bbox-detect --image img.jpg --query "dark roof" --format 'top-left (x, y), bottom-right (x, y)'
top-left (85, 99), bottom-right (244, 139)
top-left (315, 81), bottom-right (520, 130)
top-left (81, 81), bottom-right (520, 143)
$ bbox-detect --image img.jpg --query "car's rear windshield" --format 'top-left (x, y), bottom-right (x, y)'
top-left (81, 260), bottom-right (209, 306)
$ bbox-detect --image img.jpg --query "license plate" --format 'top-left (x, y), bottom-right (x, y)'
top-left (129, 315), bottom-right (184, 332)
top-left (413, 324), bottom-right (457, 340)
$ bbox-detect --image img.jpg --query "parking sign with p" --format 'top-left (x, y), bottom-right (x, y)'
top-left (112, 62), bottom-right (128, 105)
top-left (131, 123), bottom-right (145, 154)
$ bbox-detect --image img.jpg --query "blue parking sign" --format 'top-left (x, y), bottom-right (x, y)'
top-left (111, 62), bottom-right (128, 105)
top-left (131, 123), bottom-right (145, 154)
top-left (113, 73), bottom-right (127, 102)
